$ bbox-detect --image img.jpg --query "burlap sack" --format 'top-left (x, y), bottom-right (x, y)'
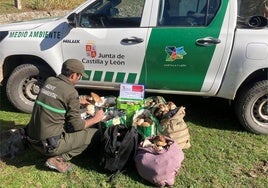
top-left (160, 106), bottom-right (191, 149)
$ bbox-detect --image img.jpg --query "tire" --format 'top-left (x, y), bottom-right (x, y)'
top-left (6, 64), bottom-right (54, 113)
top-left (235, 80), bottom-right (268, 134)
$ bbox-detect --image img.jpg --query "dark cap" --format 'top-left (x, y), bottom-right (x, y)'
top-left (62, 59), bottom-right (88, 78)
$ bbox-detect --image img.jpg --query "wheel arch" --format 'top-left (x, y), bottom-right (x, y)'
top-left (235, 68), bottom-right (268, 100)
top-left (233, 68), bottom-right (268, 134)
top-left (1, 55), bottom-right (56, 85)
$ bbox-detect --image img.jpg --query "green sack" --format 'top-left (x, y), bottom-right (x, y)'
top-left (102, 108), bottom-right (127, 128)
top-left (144, 96), bottom-right (166, 109)
top-left (116, 98), bottom-right (144, 125)
top-left (132, 108), bottom-right (159, 139)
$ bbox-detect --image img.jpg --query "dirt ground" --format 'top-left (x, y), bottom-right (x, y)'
top-left (0, 10), bottom-right (69, 24)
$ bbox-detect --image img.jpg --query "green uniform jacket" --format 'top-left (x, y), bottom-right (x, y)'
top-left (27, 74), bottom-right (85, 140)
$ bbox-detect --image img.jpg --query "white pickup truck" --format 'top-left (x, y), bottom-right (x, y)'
top-left (0, 0), bottom-right (267, 134)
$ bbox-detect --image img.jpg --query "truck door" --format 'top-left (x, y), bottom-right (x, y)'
top-left (142, 0), bottom-right (235, 94)
top-left (61, 0), bottom-right (150, 88)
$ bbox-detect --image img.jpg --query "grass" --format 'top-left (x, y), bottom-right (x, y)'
top-left (1, 85), bottom-right (267, 188)
top-left (0, 1), bottom-right (267, 187)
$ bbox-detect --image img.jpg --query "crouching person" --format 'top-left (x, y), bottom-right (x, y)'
top-left (26, 59), bottom-right (104, 173)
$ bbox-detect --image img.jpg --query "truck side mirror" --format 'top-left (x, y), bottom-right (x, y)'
top-left (67, 13), bottom-right (78, 28)
top-left (110, 8), bottom-right (119, 16)
top-left (247, 16), bottom-right (268, 28)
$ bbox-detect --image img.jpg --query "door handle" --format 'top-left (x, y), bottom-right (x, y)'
top-left (121, 37), bottom-right (144, 44)
top-left (196, 37), bottom-right (221, 47)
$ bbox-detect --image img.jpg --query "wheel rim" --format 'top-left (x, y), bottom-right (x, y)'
top-left (21, 75), bottom-right (45, 102)
top-left (252, 94), bottom-right (268, 126)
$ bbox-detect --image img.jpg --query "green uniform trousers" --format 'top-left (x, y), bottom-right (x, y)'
top-left (31, 128), bottom-right (100, 161)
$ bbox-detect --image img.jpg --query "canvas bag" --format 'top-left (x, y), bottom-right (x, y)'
top-left (134, 136), bottom-right (184, 187)
top-left (160, 106), bottom-right (191, 149)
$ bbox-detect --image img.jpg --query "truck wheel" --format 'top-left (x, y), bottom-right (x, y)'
top-left (6, 64), bottom-right (54, 113)
top-left (235, 80), bottom-right (268, 134)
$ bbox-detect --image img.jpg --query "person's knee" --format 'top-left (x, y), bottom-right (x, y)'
top-left (87, 129), bottom-right (101, 149)
top-left (91, 129), bottom-right (101, 144)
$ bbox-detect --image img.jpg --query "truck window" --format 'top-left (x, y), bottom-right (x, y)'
top-left (237, 0), bottom-right (267, 28)
top-left (78, 0), bottom-right (145, 28)
top-left (238, 0), bottom-right (266, 18)
top-left (157, 0), bottom-right (220, 27)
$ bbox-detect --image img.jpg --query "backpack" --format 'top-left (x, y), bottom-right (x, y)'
top-left (0, 128), bottom-right (27, 159)
top-left (160, 106), bottom-right (191, 149)
top-left (100, 124), bottom-right (139, 181)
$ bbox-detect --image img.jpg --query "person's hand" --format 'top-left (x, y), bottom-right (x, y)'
top-left (79, 95), bottom-right (90, 105)
top-left (84, 109), bottom-right (105, 128)
top-left (93, 109), bottom-right (105, 122)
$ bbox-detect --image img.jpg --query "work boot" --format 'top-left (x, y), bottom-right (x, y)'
top-left (45, 156), bottom-right (73, 173)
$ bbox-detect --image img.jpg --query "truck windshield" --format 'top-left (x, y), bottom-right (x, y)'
top-left (78, 0), bottom-right (145, 28)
